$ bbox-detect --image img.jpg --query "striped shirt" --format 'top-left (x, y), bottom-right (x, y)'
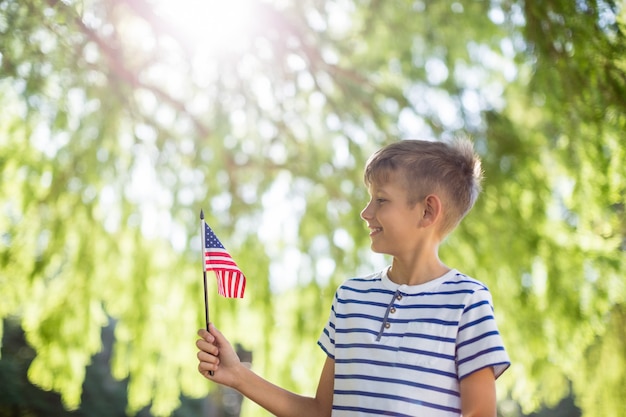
top-left (317, 268), bottom-right (510, 417)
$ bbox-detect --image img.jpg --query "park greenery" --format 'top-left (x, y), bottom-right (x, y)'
top-left (1, 0), bottom-right (625, 416)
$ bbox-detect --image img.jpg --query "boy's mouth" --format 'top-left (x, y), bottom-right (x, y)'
top-left (369, 227), bottom-right (382, 236)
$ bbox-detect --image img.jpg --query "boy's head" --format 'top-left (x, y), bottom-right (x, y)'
top-left (363, 138), bottom-right (483, 237)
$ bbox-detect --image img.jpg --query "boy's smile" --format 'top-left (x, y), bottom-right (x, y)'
top-left (367, 226), bottom-right (382, 236)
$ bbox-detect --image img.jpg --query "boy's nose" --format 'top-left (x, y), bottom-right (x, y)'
top-left (360, 202), bottom-right (372, 220)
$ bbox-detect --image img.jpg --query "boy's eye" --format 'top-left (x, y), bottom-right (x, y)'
top-left (376, 198), bottom-right (387, 204)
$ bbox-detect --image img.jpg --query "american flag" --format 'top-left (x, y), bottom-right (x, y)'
top-left (203, 222), bottom-right (246, 298)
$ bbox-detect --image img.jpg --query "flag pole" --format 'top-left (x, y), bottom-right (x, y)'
top-left (200, 209), bottom-right (214, 376)
top-left (200, 210), bottom-right (210, 329)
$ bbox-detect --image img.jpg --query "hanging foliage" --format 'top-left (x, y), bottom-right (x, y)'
top-left (0, 0), bottom-right (624, 416)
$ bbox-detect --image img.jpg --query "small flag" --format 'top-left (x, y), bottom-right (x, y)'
top-left (203, 222), bottom-right (246, 298)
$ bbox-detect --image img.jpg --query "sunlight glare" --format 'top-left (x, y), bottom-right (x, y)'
top-left (154, 0), bottom-right (256, 56)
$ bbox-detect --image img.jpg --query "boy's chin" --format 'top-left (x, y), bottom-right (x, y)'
top-left (369, 244), bottom-right (388, 255)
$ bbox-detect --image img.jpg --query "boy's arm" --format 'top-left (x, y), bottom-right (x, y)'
top-left (197, 324), bottom-right (334, 417)
top-left (459, 366), bottom-right (496, 417)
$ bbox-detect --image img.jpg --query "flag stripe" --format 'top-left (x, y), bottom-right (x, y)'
top-left (203, 222), bottom-right (246, 298)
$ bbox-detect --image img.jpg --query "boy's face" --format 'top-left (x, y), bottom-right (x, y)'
top-left (360, 174), bottom-right (424, 257)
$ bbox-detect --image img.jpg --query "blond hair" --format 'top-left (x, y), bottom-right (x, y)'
top-left (363, 138), bottom-right (483, 236)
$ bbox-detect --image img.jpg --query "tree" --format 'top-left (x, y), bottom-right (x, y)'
top-left (0, 0), bottom-right (624, 416)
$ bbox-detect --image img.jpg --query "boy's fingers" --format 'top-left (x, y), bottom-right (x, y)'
top-left (198, 361), bottom-right (216, 377)
top-left (197, 350), bottom-right (219, 364)
top-left (197, 328), bottom-right (214, 342)
top-left (196, 338), bottom-right (219, 355)
top-left (208, 322), bottom-right (221, 338)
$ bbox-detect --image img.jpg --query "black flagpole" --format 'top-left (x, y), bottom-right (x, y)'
top-left (200, 210), bottom-right (210, 329)
top-left (200, 209), bottom-right (214, 376)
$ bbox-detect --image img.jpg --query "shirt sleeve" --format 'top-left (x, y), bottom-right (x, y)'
top-left (317, 291), bottom-right (338, 359)
top-left (456, 288), bottom-right (510, 380)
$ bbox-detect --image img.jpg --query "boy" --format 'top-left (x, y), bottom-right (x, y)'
top-left (197, 139), bottom-right (510, 417)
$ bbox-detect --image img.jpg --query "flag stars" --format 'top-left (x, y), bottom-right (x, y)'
top-left (205, 227), bottom-right (226, 249)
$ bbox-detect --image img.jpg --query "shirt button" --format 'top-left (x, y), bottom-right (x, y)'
top-left (396, 294), bottom-right (403, 300)
top-left (390, 307), bottom-right (396, 314)
top-left (384, 322), bottom-right (391, 329)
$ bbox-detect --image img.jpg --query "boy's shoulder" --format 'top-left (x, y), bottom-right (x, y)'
top-left (340, 270), bottom-right (385, 287)
top-left (350, 269), bottom-right (384, 281)
top-left (444, 270), bottom-right (490, 291)
top-left (333, 269), bottom-right (387, 294)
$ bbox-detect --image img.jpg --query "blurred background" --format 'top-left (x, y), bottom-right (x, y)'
top-left (0, 0), bottom-right (624, 416)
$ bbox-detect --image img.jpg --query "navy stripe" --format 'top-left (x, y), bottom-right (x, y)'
top-left (458, 346), bottom-right (506, 366)
top-left (321, 327), bottom-right (335, 344)
top-left (336, 327), bottom-right (455, 343)
top-left (337, 298), bottom-right (465, 311)
top-left (415, 303), bottom-right (465, 310)
top-left (459, 361), bottom-right (511, 380)
top-left (334, 390), bottom-right (460, 413)
top-left (335, 327), bottom-right (380, 337)
top-left (457, 330), bottom-right (501, 349)
top-left (347, 277), bottom-right (382, 283)
top-left (443, 279), bottom-right (487, 290)
top-left (336, 373), bottom-right (460, 397)
top-left (332, 404), bottom-right (416, 417)
top-left (336, 312), bottom-right (385, 322)
top-left (399, 346), bottom-right (455, 361)
top-left (463, 298), bottom-right (490, 314)
top-left (317, 340), bottom-right (334, 359)
top-left (336, 313), bottom-right (458, 327)
top-left (336, 358), bottom-right (457, 379)
top-left (459, 314), bottom-right (494, 331)
top-left (336, 342), bottom-right (400, 354)
top-left (417, 288), bottom-right (475, 296)
top-left (405, 317), bottom-right (458, 326)
top-left (337, 298), bottom-right (392, 308)
top-left (342, 286), bottom-right (393, 295)
top-left (403, 331), bottom-right (456, 344)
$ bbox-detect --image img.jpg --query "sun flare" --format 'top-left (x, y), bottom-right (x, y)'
top-left (154, 0), bottom-right (256, 56)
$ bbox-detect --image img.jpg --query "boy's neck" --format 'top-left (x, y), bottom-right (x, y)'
top-left (388, 256), bottom-right (450, 286)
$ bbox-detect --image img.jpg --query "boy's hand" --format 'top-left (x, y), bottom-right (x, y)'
top-left (196, 323), bottom-right (242, 388)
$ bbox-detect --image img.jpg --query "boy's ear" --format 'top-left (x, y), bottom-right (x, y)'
top-left (420, 194), bottom-right (442, 227)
